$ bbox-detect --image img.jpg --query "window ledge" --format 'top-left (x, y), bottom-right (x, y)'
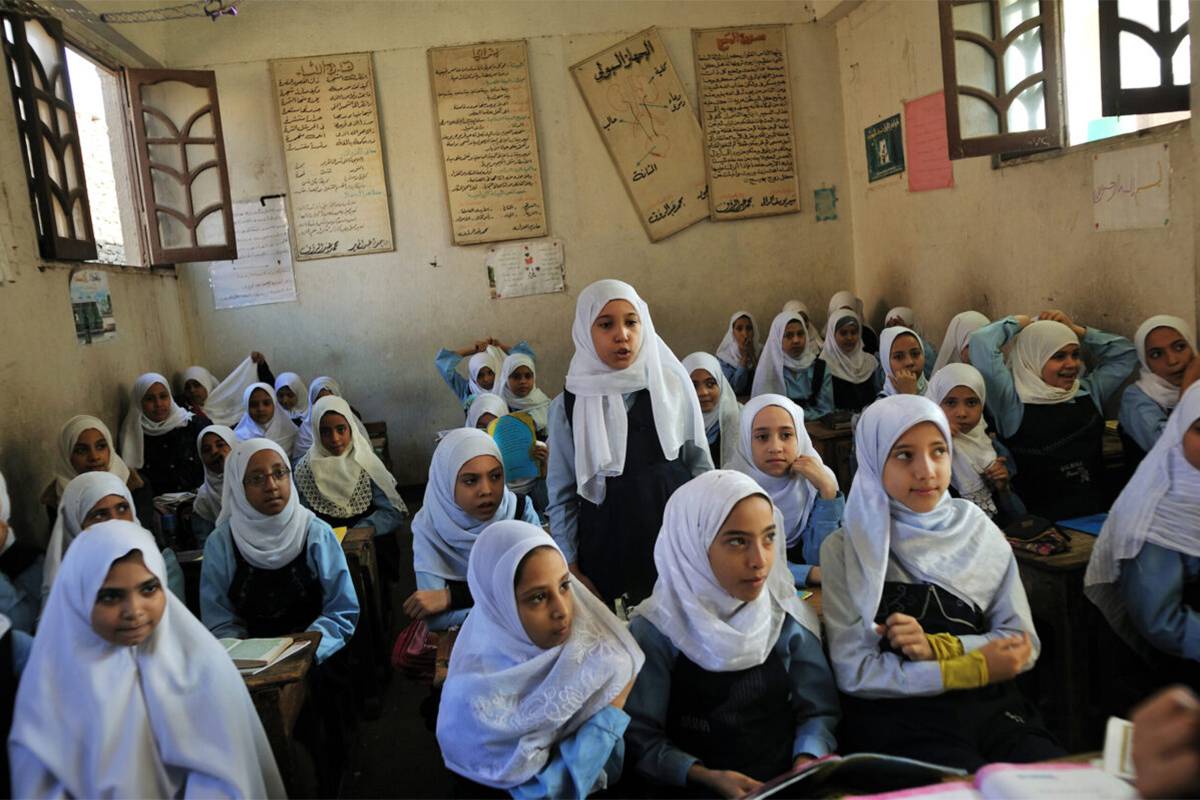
top-left (992, 118), bottom-right (1189, 170)
top-left (37, 260), bottom-right (176, 277)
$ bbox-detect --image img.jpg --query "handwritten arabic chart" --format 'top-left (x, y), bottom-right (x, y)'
top-left (270, 52), bottom-right (394, 261)
top-left (207, 201), bottom-right (298, 310)
top-left (693, 25), bottom-right (799, 220)
top-left (1092, 143), bottom-right (1169, 231)
top-left (429, 40), bottom-right (547, 246)
top-left (486, 238), bottom-right (565, 299)
top-left (570, 28), bottom-right (708, 242)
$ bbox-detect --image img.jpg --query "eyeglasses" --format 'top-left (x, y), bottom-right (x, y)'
top-left (243, 467), bottom-right (291, 487)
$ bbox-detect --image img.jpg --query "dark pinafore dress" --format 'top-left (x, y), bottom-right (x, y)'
top-left (1003, 398), bottom-right (1105, 521)
top-left (565, 389), bottom-right (692, 606)
top-left (837, 582), bottom-right (1063, 772)
top-left (832, 375), bottom-right (876, 412)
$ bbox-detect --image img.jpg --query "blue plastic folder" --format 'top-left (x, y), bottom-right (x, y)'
top-left (488, 414), bottom-right (540, 481)
top-left (1055, 513), bottom-right (1108, 536)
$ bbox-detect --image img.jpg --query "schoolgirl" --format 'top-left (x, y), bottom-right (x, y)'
top-left (293, 376), bottom-right (370, 459)
top-left (274, 372), bottom-right (309, 425)
top-left (466, 394), bottom-right (510, 431)
top-left (233, 382), bottom-right (299, 455)
top-left (495, 352), bottom-right (552, 438)
top-left (119, 373), bottom-right (210, 495)
top-left (192, 424), bottom-right (238, 547)
top-left (0, 472), bottom-right (41, 633)
top-left (878, 326), bottom-right (929, 398)
top-left (819, 309), bottom-right (881, 412)
top-left (714, 311), bottom-right (760, 396)
top-left (41, 415), bottom-right (144, 522)
top-left (180, 351), bottom-right (273, 424)
top-left (782, 299), bottom-right (824, 350)
top-left (752, 311), bottom-right (834, 420)
top-left (681, 352), bottom-right (741, 469)
top-left (436, 339), bottom-right (536, 410)
top-left (1119, 315), bottom-right (1196, 463)
top-left (828, 290), bottom-right (879, 355)
top-left (883, 307), bottom-right (937, 378)
top-left (932, 311), bottom-right (990, 374)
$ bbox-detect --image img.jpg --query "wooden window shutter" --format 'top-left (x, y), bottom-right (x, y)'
top-left (1099, 0), bottom-right (1189, 116)
top-left (0, 13), bottom-right (97, 261)
top-left (938, 0), bottom-right (1064, 159)
top-left (126, 68), bottom-right (236, 265)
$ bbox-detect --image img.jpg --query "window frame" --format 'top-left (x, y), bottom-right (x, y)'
top-left (1098, 0), bottom-right (1189, 117)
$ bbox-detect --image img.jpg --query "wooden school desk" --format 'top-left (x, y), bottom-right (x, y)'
top-left (244, 630), bottom-right (322, 791)
top-left (805, 420), bottom-right (855, 493)
top-left (342, 527), bottom-right (388, 717)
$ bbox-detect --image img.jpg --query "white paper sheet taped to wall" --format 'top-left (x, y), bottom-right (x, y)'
top-left (206, 200), bottom-right (298, 310)
top-left (486, 238), bottom-right (565, 300)
top-left (1092, 142), bottom-right (1169, 231)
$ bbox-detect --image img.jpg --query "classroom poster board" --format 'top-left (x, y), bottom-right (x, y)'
top-left (904, 92), bottom-right (954, 192)
top-left (69, 269), bottom-right (115, 344)
top-left (486, 238), bottom-right (565, 299)
top-left (865, 114), bottom-right (905, 182)
top-left (692, 25), bottom-right (800, 220)
top-left (1092, 142), bottom-right (1170, 231)
top-left (570, 28), bottom-right (709, 242)
top-left (206, 200), bottom-right (298, 310)
top-left (428, 40), bottom-right (548, 245)
top-left (270, 52), bottom-right (394, 261)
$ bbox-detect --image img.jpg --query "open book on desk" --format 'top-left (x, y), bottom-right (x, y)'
top-left (848, 762), bottom-right (1135, 799)
top-left (220, 636), bottom-right (311, 674)
top-left (743, 753), bottom-right (965, 799)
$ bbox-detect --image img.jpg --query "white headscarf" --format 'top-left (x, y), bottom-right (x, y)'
top-left (495, 353), bottom-right (551, 432)
top-left (233, 382), bottom-right (299, 454)
top-left (715, 310), bottom-right (761, 369)
top-left (217, 438), bottom-right (314, 570)
top-left (933, 311), bottom-right (991, 374)
top-left (274, 371), bottom-right (310, 418)
top-left (437, 521), bottom-right (643, 789)
top-left (181, 356), bottom-right (260, 426)
top-left (119, 373), bottom-right (194, 469)
top-left (53, 415), bottom-right (131, 496)
top-left (783, 301), bottom-right (823, 353)
top-left (820, 309), bottom-right (879, 383)
top-left (0, 471), bottom-right (10, 535)
top-left (826, 290), bottom-right (866, 334)
top-left (1086, 383), bottom-right (1200, 652)
top-left (468, 346), bottom-right (507, 396)
top-left (926, 364), bottom-right (1000, 507)
top-left (193, 424), bottom-right (238, 524)
top-left (682, 352), bottom-right (742, 468)
top-left (294, 376), bottom-right (369, 458)
top-left (412, 429), bottom-right (521, 580)
top-left (466, 394), bottom-right (510, 429)
top-left (302, 395), bottom-right (402, 510)
top-left (634, 470), bottom-right (818, 673)
top-left (1010, 320), bottom-right (1081, 405)
top-left (752, 311), bottom-right (818, 397)
top-left (728, 394), bottom-right (833, 548)
top-left (11, 520), bottom-right (284, 799)
top-left (837, 395), bottom-right (1020, 632)
top-left (879, 326), bottom-right (929, 397)
top-left (1133, 315), bottom-right (1196, 411)
top-left (564, 279), bottom-right (709, 504)
top-left (44, 472), bottom-right (135, 607)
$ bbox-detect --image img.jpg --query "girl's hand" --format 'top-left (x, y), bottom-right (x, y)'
top-left (1132, 686), bottom-right (1200, 799)
top-left (875, 613), bottom-right (934, 660)
top-left (885, 315), bottom-right (905, 328)
top-left (689, 765), bottom-right (762, 799)
top-left (1038, 310), bottom-right (1085, 337)
top-left (250, 350), bottom-right (265, 364)
top-left (488, 337), bottom-right (513, 352)
top-left (739, 341), bottom-right (756, 368)
top-left (610, 677), bottom-right (635, 710)
top-left (1182, 356), bottom-right (1200, 392)
top-left (790, 456), bottom-right (839, 499)
top-left (806, 566), bottom-right (822, 586)
top-left (983, 457), bottom-right (1009, 490)
top-left (1012, 314), bottom-right (1033, 329)
top-left (891, 369), bottom-right (921, 395)
top-left (530, 442), bottom-right (549, 465)
top-left (569, 562), bottom-right (602, 599)
top-left (402, 589), bottom-right (450, 619)
top-left (0, 520), bottom-right (8, 552)
top-left (980, 632), bottom-right (1032, 682)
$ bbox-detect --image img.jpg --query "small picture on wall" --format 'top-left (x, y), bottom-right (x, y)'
top-left (865, 114), bottom-right (905, 182)
top-left (70, 269), bottom-right (116, 345)
top-left (815, 187), bottom-right (838, 221)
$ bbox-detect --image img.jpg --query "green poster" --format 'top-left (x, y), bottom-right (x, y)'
top-left (865, 114), bottom-right (905, 182)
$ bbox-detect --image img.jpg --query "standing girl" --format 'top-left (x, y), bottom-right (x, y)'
top-left (1119, 315), bottom-right (1196, 462)
top-left (752, 311), bottom-right (834, 420)
top-left (715, 311), bottom-right (760, 396)
top-left (819, 310), bottom-right (881, 412)
top-left (682, 352), bottom-right (741, 469)
top-left (119, 373), bottom-right (210, 495)
top-left (546, 279), bottom-right (711, 606)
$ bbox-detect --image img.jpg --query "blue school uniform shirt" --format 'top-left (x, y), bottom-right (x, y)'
top-left (199, 517), bottom-right (360, 664)
top-left (1120, 542), bottom-right (1200, 662)
top-left (718, 358), bottom-right (753, 396)
top-left (435, 341), bottom-right (536, 409)
top-left (624, 615), bottom-right (839, 787)
top-left (509, 705), bottom-right (630, 800)
top-left (787, 494), bottom-right (845, 587)
top-left (969, 317), bottom-right (1137, 439)
top-left (416, 500), bottom-right (542, 632)
top-left (545, 392), bottom-right (712, 564)
top-left (1119, 383), bottom-right (1170, 455)
top-left (783, 365), bottom-right (835, 420)
top-left (0, 544), bottom-right (41, 634)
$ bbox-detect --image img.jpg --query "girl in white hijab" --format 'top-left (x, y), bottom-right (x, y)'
top-left (192, 424), bottom-right (238, 546)
top-left (624, 470), bottom-right (837, 794)
top-left (404, 429), bottom-right (540, 631)
top-left (932, 311), bottom-right (991, 374)
top-left (884, 307), bottom-right (937, 378)
top-left (969, 311), bottom-right (1136, 521)
top-left (1086, 382), bottom-right (1200, 675)
top-left (435, 339), bottom-right (538, 411)
top-left (546, 279), bottom-right (712, 606)
top-left (437, 520), bottom-right (642, 796)
top-left (715, 310), bottom-right (760, 396)
top-left (752, 312), bottom-right (834, 421)
top-left (11, 520), bottom-right (285, 799)
top-left (820, 394), bottom-right (1061, 771)
top-left (729, 394), bottom-right (842, 588)
top-left (827, 289), bottom-right (879, 354)
top-left (233, 382), bottom-right (299, 454)
top-left (179, 352), bottom-right (266, 425)
top-left (1119, 315), bottom-right (1197, 459)
top-left (465, 393), bottom-right (509, 430)
top-left (274, 371), bottom-right (309, 425)
top-left (782, 299), bottom-right (824, 353)
top-left (819, 309), bottom-right (881, 412)
top-left (41, 414), bottom-right (136, 512)
top-left (879, 325), bottom-right (929, 398)
top-left (200, 438), bottom-right (359, 666)
top-left (293, 376), bottom-right (370, 459)
top-left (495, 352), bottom-right (552, 436)
top-left (119, 373), bottom-right (209, 495)
top-left (682, 352), bottom-right (742, 468)
top-left (926, 364), bottom-right (1027, 525)
top-left (0, 470), bottom-right (41, 634)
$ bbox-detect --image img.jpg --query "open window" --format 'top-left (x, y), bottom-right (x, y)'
top-left (1099, 0), bottom-right (1189, 116)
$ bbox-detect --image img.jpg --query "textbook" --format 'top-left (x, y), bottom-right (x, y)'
top-left (846, 762), bottom-right (1136, 800)
top-left (742, 753), bottom-right (965, 799)
top-left (219, 636), bottom-right (294, 669)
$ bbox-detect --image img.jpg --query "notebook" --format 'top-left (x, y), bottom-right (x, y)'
top-left (742, 753), bottom-right (964, 799)
top-left (848, 762), bottom-right (1135, 800)
top-left (219, 636), bottom-right (294, 669)
top-left (1055, 513), bottom-right (1108, 536)
top-left (488, 413), bottom-right (540, 480)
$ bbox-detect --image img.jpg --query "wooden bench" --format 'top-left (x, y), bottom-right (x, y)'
top-left (806, 420), bottom-right (855, 493)
top-left (244, 630), bottom-right (322, 795)
top-left (342, 527), bottom-right (388, 718)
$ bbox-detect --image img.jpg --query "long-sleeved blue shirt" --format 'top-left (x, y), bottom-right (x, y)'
top-left (819, 529), bottom-right (1039, 699)
top-left (1120, 542), bottom-right (1200, 662)
top-left (780, 365), bottom-right (835, 420)
top-left (546, 392), bottom-right (713, 564)
top-left (508, 705), bottom-right (630, 799)
top-left (718, 358), bottom-right (754, 397)
top-left (787, 494), bottom-right (845, 586)
top-left (200, 517), bottom-right (360, 663)
top-left (969, 317), bottom-right (1137, 439)
top-left (624, 615), bottom-right (839, 787)
top-left (435, 341), bottom-right (535, 408)
top-left (416, 500), bottom-right (542, 632)
top-left (1119, 383), bottom-right (1170, 455)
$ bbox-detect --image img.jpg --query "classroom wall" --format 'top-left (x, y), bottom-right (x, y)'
top-left (834, 1), bottom-right (1196, 347)
top-left (124, 1), bottom-right (856, 484)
